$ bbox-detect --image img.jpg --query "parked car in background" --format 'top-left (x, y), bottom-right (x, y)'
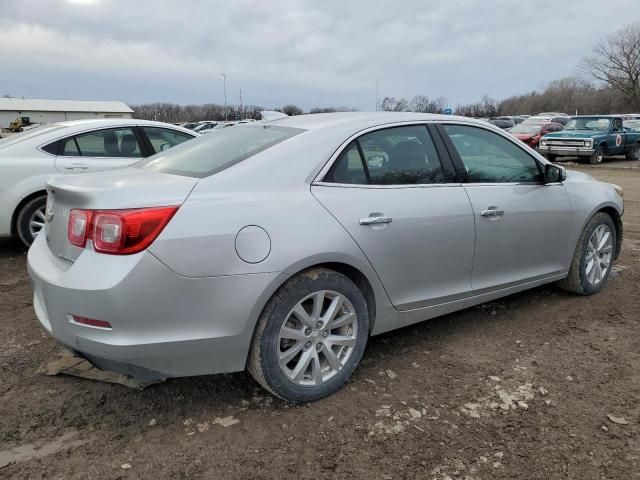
top-left (488, 117), bottom-right (515, 130)
top-left (494, 115), bottom-right (525, 125)
top-left (539, 115), bottom-right (640, 164)
top-left (510, 121), bottom-right (563, 149)
top-left (28, 112), bottom-right (623, 403)
top-left (524, 115), bottom-right (569, 126)
top-left (0, 119), bottom-right (198, 246)
top-left (179, 122), bottom-right (200, 130)
top-left (192, 121), bottom-right (218, 133)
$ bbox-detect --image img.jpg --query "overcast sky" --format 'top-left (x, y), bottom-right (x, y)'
top-left (1, 0), bottom-right (638, 110)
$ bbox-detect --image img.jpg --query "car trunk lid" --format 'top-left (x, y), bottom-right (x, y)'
top-left (44, 168), bottom-right (198, 267)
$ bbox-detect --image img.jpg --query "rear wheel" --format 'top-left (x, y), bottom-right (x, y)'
top-left (558, 213), bottom-right (616, 295)
top-left (589, 146), bottom-right (605, 164)
top-left (248, 268), bottom-right (369, 402)
top-left (16, 195), bottom-right (47, 246)
top-left (626, 143), bottom-right (640, 161)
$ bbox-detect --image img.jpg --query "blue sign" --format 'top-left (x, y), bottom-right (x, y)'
top-left (443, 108), bottom-right (453, 115)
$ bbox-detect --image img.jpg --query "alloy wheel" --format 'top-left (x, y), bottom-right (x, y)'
top-left (277, 290), bottom-right (358, 387)
top-left (585, 225), bottom-right (613, 285)
top-left (28, 205), bottom-right (47, 239)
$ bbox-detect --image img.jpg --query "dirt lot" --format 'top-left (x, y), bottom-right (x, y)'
top-left (1, 163), bottom-right (639, 480)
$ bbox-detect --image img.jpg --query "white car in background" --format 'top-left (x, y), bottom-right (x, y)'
top-left (0, 119), bottom-right (198, 245)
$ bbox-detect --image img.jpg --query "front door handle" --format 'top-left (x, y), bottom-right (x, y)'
top-left (360, 215), bottom-right (392, 226)
top-left (64, 163), bottom-right (89, 170)
top-left (480, 206), bottom-right (504, 217)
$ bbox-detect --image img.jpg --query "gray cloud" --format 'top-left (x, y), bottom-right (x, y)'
top-left (1, 0), bottom-right (638, 109)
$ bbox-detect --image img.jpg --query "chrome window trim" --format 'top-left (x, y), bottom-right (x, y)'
top-left (312, 181), bottom-right (463, 190)
top-left (313, 119), bottom-right (553, 189)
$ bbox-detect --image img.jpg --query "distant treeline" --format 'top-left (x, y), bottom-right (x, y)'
top-left (131, 76), bottom-right (634, 123)
top-left (130, 102), bottom-right (357, 123)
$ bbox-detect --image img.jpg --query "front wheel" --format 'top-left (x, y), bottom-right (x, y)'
top-left (16, 195), bottom-right (47, 246)
top-left (589, 146), bottom-right (605, 164)
top-left (248, 268), bottom-right (369, 402)
top-left (558, 213), bottom-right (616, 295)
top-left (626, 143), bottom-right (640, 161)
top-left (544, 153), bottom-right (557, 162)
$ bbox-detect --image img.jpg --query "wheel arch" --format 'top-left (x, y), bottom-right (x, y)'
top-left (597, 206), bottom-right (623, 259)
top-left (10, 189), bottom-right (47, 237)
top-left (242, 255), bottom-right (388, 369)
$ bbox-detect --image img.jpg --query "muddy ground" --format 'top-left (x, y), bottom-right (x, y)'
top-left (1, 162), bottom-right (639, 480)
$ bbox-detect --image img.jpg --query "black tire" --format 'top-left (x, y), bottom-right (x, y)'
top-left (626, 143), bottom-right (640, 161)
top-left (248, 268), bottom-right (369, 403)
top-left (589, 145), bottom-right (605, 164)
top-left (544, 154), bottom-right (557, 162)
top-left (557, 212), bottom-right (616, 295)
top-left (16, 195), bottom-right (47, 246)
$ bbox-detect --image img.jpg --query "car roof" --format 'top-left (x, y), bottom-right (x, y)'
top-left (266, 111), bottom-right (489, 132)
top-left (54, 118), bottom-right (192, 129)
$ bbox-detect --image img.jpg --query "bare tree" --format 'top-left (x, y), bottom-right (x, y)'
top-left (582, 23), bottom-right (640, 110)
top-left (410, 95), bottom-right (447, 113)
top-left (281, 104), bottom-right (303, 116)
top-left (381, 97), bottom-right (410, 112)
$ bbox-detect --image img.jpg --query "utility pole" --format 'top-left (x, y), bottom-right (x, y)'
top-left (375, 80), bottom-right (379, 111)
top-left (239, 89), bottom-right (243, 119)
top-left (222, 73), bottom-right (227, 121)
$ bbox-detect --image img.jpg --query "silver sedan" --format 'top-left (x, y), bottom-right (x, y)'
top-left (28, 112), bottom-right (624, 402)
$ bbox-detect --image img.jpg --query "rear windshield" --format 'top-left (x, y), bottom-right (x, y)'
top-left (137, 125), bottom-right (304, 178)
top-left (0, 125), bottom-right (65, 150)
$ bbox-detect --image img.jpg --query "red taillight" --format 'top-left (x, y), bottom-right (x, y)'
top-left (71, 315), bottom-right (112, 329)
top-left (68, 209), bottom-right (93, 247)
top-left (67, 206), bottom-right (178, 255)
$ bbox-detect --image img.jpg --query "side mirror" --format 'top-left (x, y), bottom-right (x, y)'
top-left (545, 163), bottom-right (566, 183)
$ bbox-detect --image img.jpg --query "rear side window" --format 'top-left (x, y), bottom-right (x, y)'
top-left (325, 125), bottom-right (447, 185)
top-left (138, 125), bottom-right (304, 178)
top-left (59, 128), bottom-right (143, 158)
top-left (142, 127), bottom-right (194, 153)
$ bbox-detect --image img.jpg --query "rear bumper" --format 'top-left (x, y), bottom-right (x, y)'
top-left (27, 234), bottom-right (285, 378)
top-left (538, 146), bottom-right (595, 157)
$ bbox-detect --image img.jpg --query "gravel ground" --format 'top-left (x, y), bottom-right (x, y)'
top-left (0, 164), bottom-right (639, 480)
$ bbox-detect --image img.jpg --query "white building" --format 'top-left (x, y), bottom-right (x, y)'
top-left (0, 97), bottom-right (133, 128)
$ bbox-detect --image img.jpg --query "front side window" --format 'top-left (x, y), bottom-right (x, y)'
top-left (443, 124), bottom-right (543, 183)
top-left (138, 125), bottom-right (304, 178)
top-left (325, 125), bottom-right (447, 185)
top-left (142, 127), bottom-right (194, 154)
top-left (60, 128), bottom-right (143, 158)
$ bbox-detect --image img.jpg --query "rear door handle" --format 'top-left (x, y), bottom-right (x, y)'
top-left (64, 163), bottom-right (89, 170)
top-left (480, 206), bottom-right (504, 217)
top-left (360, 215), bottom-right (392, 225)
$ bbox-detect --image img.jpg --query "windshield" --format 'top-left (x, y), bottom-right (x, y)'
top-left (137, 125), bottom-right (304, 178)
top-left (0, 125), bottom-right (65, 149)
top-left (564, 118), bottom-right (611, 131)
top-left (510, 123), bottom-right (542, 135)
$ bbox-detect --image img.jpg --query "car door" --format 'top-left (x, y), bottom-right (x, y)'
top-left (53, 127), bottom-right (145, 173)
top-left (311, 124), bottom-right (476, 311)
top-left (438, 123), bottom-right (573, 292)
top-left (140, 126), bottom-right (196, 154)
top-left (610, 118), bottom-right (626, 154)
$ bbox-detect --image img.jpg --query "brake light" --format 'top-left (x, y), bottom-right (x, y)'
top-left (68, 209), bottom-right (93, 247)
top-left (67, 206), bottom-right (178, 255)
